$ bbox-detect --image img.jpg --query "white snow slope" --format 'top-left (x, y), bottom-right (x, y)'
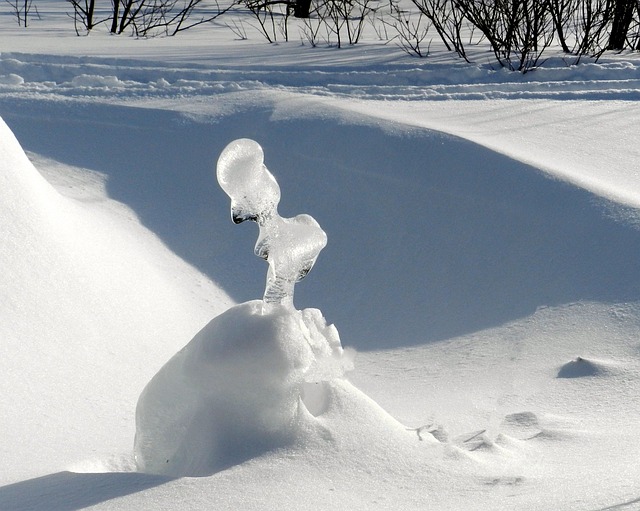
top-left (1, 4), bottom-right (640, 511)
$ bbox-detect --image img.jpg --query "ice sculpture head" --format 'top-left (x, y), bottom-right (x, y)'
top-left (217, 139), bottom-right (281, 224)
top-left (217, 139), bottom-right (327, 309)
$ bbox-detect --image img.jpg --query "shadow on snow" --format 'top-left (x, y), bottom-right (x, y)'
top-left (0, 471), bottom-right (172, 511)
top-left (2, 97), bottom-right (640, 350)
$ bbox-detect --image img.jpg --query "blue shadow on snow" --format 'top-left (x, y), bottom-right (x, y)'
top-left (2, 98), bottom-right (640, 350)
top-left (0, 471), bottom-right (172, 511)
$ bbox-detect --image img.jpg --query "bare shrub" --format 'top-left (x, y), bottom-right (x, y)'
top-left (5, 0), bottom-right (39, 26)
top-left (67, 0), bottom-right (104, 33)
top-left (318, 0), bottom-right (373, 46)
top-left (455, 0), bottom-right (555, 72)
top-left (411, 0), bottom-right (472, 60)
top-left (100, 0), bottom-right (236, 37)
top-left (383, 2), bottom-right (432, 56)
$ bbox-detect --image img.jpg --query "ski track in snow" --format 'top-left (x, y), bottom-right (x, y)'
top-left (1, 51), bottom-right (640, 101)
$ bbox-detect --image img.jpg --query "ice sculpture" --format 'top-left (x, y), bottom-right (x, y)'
top-left (217, 139), bottom-right (327, 309)
top-left (134, 138), bottom-right (355, 477)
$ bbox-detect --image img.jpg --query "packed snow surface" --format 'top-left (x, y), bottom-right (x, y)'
top-left (1, 4), bottom-right (640, 511)
top-left (134, 301), bottom-right (354, 476)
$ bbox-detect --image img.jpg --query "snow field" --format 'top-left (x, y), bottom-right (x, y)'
top-left (1, 3), bottom-right (640, 509)
top-left (2, 102), bottom-right (639, 508)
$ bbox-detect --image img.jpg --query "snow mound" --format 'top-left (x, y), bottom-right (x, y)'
top-left (134, 300), bottom-right (354, 476)
top-left (557, 356), bottom-right (622, 378)
top-left (0, 73), bottom-right (24, 85)
top-left (0, 117), bottom-right (232, 483)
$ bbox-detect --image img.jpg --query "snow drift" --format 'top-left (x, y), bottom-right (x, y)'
top-left (0, 117), bottom-right (232, 483)
top-left (2, 41), bottom-right (640, 507)
top-left (4, 98), bottom-right (640, 351)
top-left (134, 301), bottom-right (355, 476)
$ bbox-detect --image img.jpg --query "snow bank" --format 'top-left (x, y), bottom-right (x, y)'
top-left (0, 117), bottom-right (232, 483)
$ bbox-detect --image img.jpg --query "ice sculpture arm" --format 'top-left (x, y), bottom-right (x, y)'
top-left (217, 139), bottom-right (327, 309)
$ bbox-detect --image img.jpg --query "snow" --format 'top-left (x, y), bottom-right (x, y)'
top-left (134, 301), bottom-right (351, 476)
top-left (1, 3), bottom-right (640, 510)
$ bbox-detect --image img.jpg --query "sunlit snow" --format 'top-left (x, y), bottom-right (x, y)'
top-left (135, 141), bottom-right (347, 476)
top-left (1, 3), bottom-right (640, 511)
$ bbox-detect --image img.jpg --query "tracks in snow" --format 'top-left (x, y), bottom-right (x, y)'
top-left (1, 51), bottom-right (640, 102)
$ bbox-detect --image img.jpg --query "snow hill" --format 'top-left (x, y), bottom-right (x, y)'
top-left (1, 5), bottom-right (640, 510)
top-left (0, 116), bottom-right (233, 483)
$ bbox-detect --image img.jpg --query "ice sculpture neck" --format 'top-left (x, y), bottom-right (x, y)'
top-left (217, 138), bottom-right (327, 311)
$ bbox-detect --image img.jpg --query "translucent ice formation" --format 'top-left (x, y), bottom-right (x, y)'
top-left (217, 139), bottom-right (327, 309)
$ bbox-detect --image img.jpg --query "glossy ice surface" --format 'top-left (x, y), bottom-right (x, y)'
top-left (217, 139), bottom-right (327, 309)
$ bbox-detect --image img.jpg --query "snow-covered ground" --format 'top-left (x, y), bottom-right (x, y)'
top-left (1, 4), bottom-right (640, 510)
